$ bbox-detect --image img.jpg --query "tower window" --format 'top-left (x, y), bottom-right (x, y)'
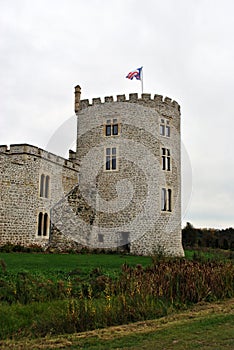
top-left (160, 118), bottom-right (170, 137)
top-left (39, 174), bottom-right (50, 198)
top-left (105, 118), bottom-right (119, 136)
top-left (161, 188), bottom-right (172, 212)
top-left (161, 148), bottom-right (171, 171)
top-left (37, 212), bottom-right (50, 237)
top-left (105, 147), bottom-right (117, 171)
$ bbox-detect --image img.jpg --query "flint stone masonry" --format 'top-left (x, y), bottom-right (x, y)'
top-left (50, 89), bottom-right (184, 256)
top-left (0, 87), bottom-right (184, 256)
top-left (0, 144), bottom-right (78, 247)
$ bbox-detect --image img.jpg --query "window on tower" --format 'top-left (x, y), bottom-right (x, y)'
top-left (105, 118), bottom-right (119, 136)
top-left (161, 188), bottom-right (172, 212)
top-left (105, 147), bottom-right (117, 171)
top-left (160, 118), bottom-right (170, 137)
top-left (161, 148), bottom-right (171, 171)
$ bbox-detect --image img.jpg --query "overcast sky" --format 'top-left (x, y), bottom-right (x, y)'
top-left (1, 0), bottom-right (234, 229)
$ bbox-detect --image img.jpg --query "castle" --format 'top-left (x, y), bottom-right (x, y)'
top-left (0, 86), bottom-right (184, 256)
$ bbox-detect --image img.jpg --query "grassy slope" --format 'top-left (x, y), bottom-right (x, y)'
top-left (1, 298), bottom-right (233, 349)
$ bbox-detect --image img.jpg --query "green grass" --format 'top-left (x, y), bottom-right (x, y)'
top-left (0, 298), bottom-right (233, 349)
top-left (0, 250), bottom-right (233, 343)
top-left (184, 248), bottom-right (234, 262)
top-left (1, 249), bottom-right (231, 279)
top-left (0, 252), bottom-right (152, 279)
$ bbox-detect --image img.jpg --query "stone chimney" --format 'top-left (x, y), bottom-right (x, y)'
top-left (74, 85), bottom-right (81, 113)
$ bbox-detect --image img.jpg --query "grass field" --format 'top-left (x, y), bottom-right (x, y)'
top-left (0, 252), bottom-right (152, 279)
top-left (0, 298), bottom-right (233, 349)
top-left (0, 250), bottom-right (233, 345)
top-left (1, 249), bottom-right (231, 278)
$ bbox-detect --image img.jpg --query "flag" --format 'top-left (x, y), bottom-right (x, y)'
top-left (126, 67), bottom-right (143, 80)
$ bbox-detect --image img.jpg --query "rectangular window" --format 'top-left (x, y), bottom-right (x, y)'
top-left (161, 188), bottom-right (172, 212)
top-left (105, 118), bottom-right (119, 136)
top-left (166, 120), bottom-right (170, 137)
top-left (160, 119), bottom-right (165, 136)
top-left (105, 147), bottom-right (117, 171)
top-left (161, 148), bottom-right (171, 171)
top-left (113, 124), bottom-right (118, 135)
top-left (161, 188), bottom-right (167, 211)
top-left (168, 189), bottom-right (172, 212)
top-left (98, 234), bottom-right (104, 242)
top-left (106, 125), bottom-right (111, 136)
top-left (160, 118), bottom-right (170, 137)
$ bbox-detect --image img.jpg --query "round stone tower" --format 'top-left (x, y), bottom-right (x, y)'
top-left (74, 88), bottom-right (184, 256)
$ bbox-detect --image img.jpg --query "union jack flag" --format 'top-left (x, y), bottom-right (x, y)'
top-left (126, 67), bottom-right (143, 80)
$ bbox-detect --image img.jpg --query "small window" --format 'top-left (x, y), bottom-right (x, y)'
top-left (105, 118), bottom-right (119, 136)
top-left (105, 147), bottom-right (117, 171)
top-left (160, 124), bottom-right (165, 136)
top-left (161, 188), bottom-right (172, 212)
top-left (98, 234), bottom-right (104, 242)
top-left (160, 118), bottom-right (170, 137)
top-left (39, 174), bottom-right (50, 198)
top-left (45, 175), bottom-right (50, 198)
top-left (166, 122), bottom-right (170, 137)
top-left (113, 124), bottom-right (118, 135)
top-left (37, 212), bottom-right (43, 236)
top-left (40, 174), bottom-right (45, 197)
top-left (37, 212), bottom-right (50, 237)
top-left (43, 213), bottom-right (49, 236)
top-left (161, 148), bottom-right (171, 171)
top-left (106, 125), bottom-right (111, 136)
top-left (168, 189), bottom-right (172, 212)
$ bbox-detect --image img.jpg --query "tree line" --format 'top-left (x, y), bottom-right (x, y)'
top-left (182, 222), bottom-right (234, 250)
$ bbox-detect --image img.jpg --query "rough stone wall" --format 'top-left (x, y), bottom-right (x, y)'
top-left (0, 144), bottom-right (78, 247)
top-left (49, 184), bottom-right (96, 252)
top-left (0, 90), bottom-right (183, 257)
top-left (62, 92), bottom-right (183, 256)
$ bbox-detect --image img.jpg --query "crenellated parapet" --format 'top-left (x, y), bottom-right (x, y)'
top-left (0, 144), bottom-right (79, 170)
top-left (77, 93), bottom-right (180, 113)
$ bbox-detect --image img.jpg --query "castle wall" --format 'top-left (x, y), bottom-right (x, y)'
top-left (0, 144), bottom-right (78, 247)
top-left (1, 89), bottom-right (184, 256)
top-left (55, 92), bottom-right (183, 256)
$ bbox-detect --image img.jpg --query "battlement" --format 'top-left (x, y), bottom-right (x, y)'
top-left (78, 93), bottom-right (180, 112)
top-left (0, 144), bottom-right (79, 171)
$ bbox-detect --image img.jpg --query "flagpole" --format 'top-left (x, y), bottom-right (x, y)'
top-left (141, 66), bottom-right (143, 94)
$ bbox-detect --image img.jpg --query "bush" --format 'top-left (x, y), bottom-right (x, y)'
top-left (0, 243), bottom-right (43, 253)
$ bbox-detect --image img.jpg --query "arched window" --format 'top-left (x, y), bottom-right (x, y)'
top-left (43, 213), bottom-right (48, 236)
top-left (40, 174), bottom-right (45, 197)
top-left (37, 212), bottom-right (50, 237)
top-left (45, 175), bottom-right (50, 198)
top-left (39, 174), bottom-right (50, 198)
top-left (38, 212), bottom-right (43, 236)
